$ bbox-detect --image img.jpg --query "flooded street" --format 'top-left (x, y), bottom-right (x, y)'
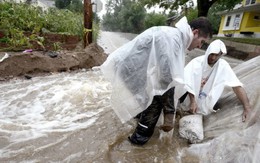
top-left (0, 69), bottom-right (188, 162)
top-left (0, 31), bottom-right (260, 162)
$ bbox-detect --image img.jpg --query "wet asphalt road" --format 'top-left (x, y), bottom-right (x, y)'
top-left (97, 31), bottom-right (137, 54)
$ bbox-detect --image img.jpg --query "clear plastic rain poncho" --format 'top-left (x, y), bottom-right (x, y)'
top-left (183, 39), bottom-right (243, 115)
top-left (101, 17), bottom-right (193, 123)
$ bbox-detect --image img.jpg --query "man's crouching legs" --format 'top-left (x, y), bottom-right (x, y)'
top-left (160, 87), bottom-right (175, 132)
top-left (160, 113), bottom-right (174, 132)
top-left (128, 97), bottom-right (162, 145)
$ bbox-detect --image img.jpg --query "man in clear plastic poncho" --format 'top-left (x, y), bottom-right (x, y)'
top-left (100, 16), bottom-right (213, 145)
top-left (180, 39), bottom-right (251, 119)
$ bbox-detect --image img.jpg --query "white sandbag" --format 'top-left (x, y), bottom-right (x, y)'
top-left (179, 114), bottom-right (204, 143)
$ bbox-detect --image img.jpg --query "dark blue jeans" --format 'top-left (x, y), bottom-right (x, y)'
top-left (128, 87), bottom-right (175, 145)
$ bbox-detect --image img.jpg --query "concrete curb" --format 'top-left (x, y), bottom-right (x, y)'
top-left (221, 40), bottom-right (260, 56)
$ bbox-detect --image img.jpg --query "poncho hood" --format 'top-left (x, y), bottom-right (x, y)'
top-left (175, 17), bottom-right (193, 50)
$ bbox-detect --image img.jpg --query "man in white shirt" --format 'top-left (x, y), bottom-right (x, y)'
top-left (180, 39), bottom-right (251, 121)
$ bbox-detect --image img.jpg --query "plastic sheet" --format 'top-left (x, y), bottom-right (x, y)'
top-left (180, 56), bottom-right (260, 162)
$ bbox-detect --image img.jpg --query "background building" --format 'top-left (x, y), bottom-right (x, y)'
top-left (217, 0), bottom-right (260, 38)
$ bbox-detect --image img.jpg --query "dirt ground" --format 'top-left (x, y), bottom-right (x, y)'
top-left (0, 42), bottom-right (108, 81)
top-left (0, 38), bottom-right (254, 82)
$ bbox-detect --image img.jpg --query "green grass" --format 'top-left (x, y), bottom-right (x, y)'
top-left (213, 37), bottom-right (260, 46)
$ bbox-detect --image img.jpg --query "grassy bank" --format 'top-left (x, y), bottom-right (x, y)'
top-left (214, 37), bottom-right (260, 46)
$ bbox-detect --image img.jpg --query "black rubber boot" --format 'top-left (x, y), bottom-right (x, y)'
top-left (129, 96), bottom-right (162, 145)
top-left (128, 120), bottom-right (157, 145)
top-left (128, 130), bottom-right (150, 145)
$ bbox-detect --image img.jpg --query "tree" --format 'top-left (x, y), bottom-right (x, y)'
top-left (68, 0), bottom-right (83, 13)
top-left (144, 12), bottom-right (167, 29)
top-left (55, 0), bottom-right (71, 9)
top-left (139, 0), bottom-right (189, 10)
top-left (140, 0), bottom-right (241, 17)
top-left (102, 0), bottom-right (146, 33)
top-left (55, 0), bottom-right (83, 13)
top-left (197, 0), bottom-right (241, 17)
top-left (207, 1), bottom-right (236, 34)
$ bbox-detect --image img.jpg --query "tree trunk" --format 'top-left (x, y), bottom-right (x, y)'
top-left (84, 0), bottom-right (93, 48)
top-left (197, 0), bottom-right (217, 17)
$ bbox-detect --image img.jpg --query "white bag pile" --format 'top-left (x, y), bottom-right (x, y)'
top-left (179, 114), bottom-right (204, 143)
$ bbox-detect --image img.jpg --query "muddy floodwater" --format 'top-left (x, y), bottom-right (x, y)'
top-left (0, 31), bottom-right (259, 162)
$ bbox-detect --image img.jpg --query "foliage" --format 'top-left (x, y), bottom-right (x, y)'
top-left (140, 0), bottom-right (241, 17)
top-left (144, 12), bottom-right (167, 29)
top-left (55, 0), bottom-right (71, 9)
top-left (122, 2), bottom-right (146, 33)
top-left (168, 10), bottom-right (178, 18)
top-left (0, 2), bottom-right (46, 49)
top-left (185, 8), bottom-right (198, 22)
top-left (55, 0), bottom-right (83, 13)
top-left (205, 1), bottom-right (240, 34)
top-left (53, 42), bottom-right (62, 51)
top-left (93, 12), bottom-right (101, 24)
top-left (45, 8), bottom-right (83, 36)
top-left (207, 2), bottom-right (226, 34)
top-left (0, 2), bottom-right (88, 50)
top-left (102, 0), bottom-right (146, 33)
top-left (140, 0), bottom-right (193, 12)
top-left (184, 5), bottom-right (219, 33)
top-left (92, 22), bottom-right (100, 42)
top-left (102, 0), bottom-right (175, 33)
top-left (67, 0), bottom-right (83, 13)
top-left (92, 12), bottom-right (101, 42)
top-left (102, 0), bottom-right (243, 34)
top-left (216, 0), bottom-right (241, 10)
top-left (0, 2), bottom-right (45, 33)
top-left (102, 13), bottom-right (118, 31)
top-left (197, 0), bottom-right (241, 17)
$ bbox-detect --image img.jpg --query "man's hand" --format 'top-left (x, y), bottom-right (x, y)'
top-left (242, 105), bottom-right (251, 122)
top-left (188, 93), bottom-right (198, 114)
top-left (232, 86), bottom-right (251, 123)
top-left (190, 102), bottom-right (198, 114)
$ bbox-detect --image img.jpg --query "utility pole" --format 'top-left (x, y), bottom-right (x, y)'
top-left (83, 0), bottom-right (93, 48)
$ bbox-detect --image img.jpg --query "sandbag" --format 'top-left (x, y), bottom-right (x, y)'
top-left (179, 114), bottom-right (204, 143)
